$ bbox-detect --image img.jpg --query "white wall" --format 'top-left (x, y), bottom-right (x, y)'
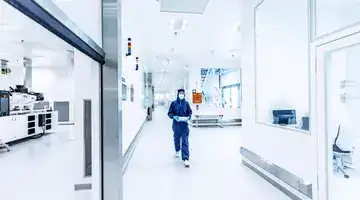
top-left (121, 0), bottom-right (149, 154)
top-left (0, 60), bottom-right (24, 90)
top-left (72, 49), bottom-right (101, 198)
top-left (122, 55), bottom-right (147, 154)
top-left (32, 65), bottom-right (75, 122)
top-left (240, 0), bottom-right (318, 192)
top-left (30, 50), bottom-right (101, 188)
top-left (32, 66), bottom-right (73, 101)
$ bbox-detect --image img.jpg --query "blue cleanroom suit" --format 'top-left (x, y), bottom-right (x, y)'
top-left (167, 92), bottom-right (193, 161)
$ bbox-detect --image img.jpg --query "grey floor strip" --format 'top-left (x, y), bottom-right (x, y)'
top-left (122, 120), bottom-right (147, 175)
top-left (74, 183), bottom-right (92, 191)
top-left (242, 159), bottom-right (301, 200)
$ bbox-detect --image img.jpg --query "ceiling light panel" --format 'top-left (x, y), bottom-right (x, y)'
top-left (161, 0), bottom-right (210, 14)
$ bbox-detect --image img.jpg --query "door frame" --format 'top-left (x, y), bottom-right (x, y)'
top-left (314, 24), bottom-right (360, 200)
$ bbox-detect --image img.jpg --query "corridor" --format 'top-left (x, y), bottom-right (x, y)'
top-left (123, 109), bottom-right (290, 200)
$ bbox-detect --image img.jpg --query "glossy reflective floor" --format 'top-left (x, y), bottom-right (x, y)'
top-left (0, 125), bottom-right (87, 200)
top-left (331, 138), bottom-right (360, 200)
top-left (0, 109), bottom-right (291, 200)
top-left (123, 109), bottom-right (290, 200)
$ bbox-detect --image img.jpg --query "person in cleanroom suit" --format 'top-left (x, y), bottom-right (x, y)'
top-left (167, 89), bottom-right (192, 167)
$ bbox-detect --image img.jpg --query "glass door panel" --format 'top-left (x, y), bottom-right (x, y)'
top-left (316, 31), bottom-right (360, 200)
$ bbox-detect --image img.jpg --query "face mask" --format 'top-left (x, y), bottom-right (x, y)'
top-left (179, 94), bottom-right (185, 100)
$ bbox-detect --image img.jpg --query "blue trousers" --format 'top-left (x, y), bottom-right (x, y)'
top-left (173, 130), bottom-right (189, 161)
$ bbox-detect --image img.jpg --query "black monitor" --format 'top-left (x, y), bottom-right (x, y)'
top-left (0, 91), bottom-right (10, 117)
top-left (272, 109), bottom-right (296, 125)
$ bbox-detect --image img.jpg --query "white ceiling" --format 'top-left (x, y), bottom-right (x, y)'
top-left (1, 0), bottom-right (242, 93)
top-left (122, 0), bottom-right (242, 93)
top-left (160, 0), bottom-right (210, 14)
top-left (0, 1), bottom-right (72, 66)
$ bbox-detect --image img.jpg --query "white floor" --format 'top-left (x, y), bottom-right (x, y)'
top-left (331, 148), bottom-right (360, 200)
top-left (0, 110), bottom-right (291, 200)
top-left (123, 109), bottom-right (291, 200)
top-left (0, 125), bottom-right (88, 200)
top-left (331, 175), bottom-right (360, 200)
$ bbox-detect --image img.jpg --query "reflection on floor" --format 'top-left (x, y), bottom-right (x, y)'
top-left (123, 109), bottom-right (290, 200)
top-left (332, 139), bottom-right (360, 200)
top-left (332, 174), bottom-right (360, 200)
top-left (0, 125), bottom-right (85, 200)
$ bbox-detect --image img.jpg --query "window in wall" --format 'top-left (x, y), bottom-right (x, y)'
top-left (222, 84), bottom-right (240, 108)
top-left (315, 0), bottom-right (360, 38)
top-left (231, 85), bottom-right (239, 108)
top-left (222, 87), bottom-right (231, 107)
top-left (255, 0), bottom-right (310, 132)
top-left (201, 68), bottom-right (240, 108)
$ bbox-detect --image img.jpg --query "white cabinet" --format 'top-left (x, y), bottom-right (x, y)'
top-left (0, 115), bottom-right (26, 142)
top-left (0, 111), bottom-right (58, 144)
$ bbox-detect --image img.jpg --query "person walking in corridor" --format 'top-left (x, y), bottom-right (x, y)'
top-left (167, 89), bottom-right (192, 167)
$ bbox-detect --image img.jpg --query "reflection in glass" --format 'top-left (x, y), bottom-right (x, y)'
top-left (326, 43), bottom-right (360, 200)
top-left (316, 0), bottom-right (360, 37)
top-left (0, 1), bottom-right (101, 199)
top-left (255, 0), bottom-right (310, 131)
top-left (200, 68), bottom-right (241, 109)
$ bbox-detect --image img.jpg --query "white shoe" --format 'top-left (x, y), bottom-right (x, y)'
top-left (184, 160), bottom-right (190, 168)
top-left (175, 151), bottom-right (180, 158)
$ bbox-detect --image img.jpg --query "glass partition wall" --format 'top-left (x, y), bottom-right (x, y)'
top-left (316, 31), bottom-right (360, 200)
top-left (254, 0), bottom-right (360, 199)
top-left (254, 0), bottom-right (310, 132)
top-left (315, 0), bottom-right (360, 38)
top-left (201, 68), bottom-right (241, 109)
top-left (0, 1), bottom-right (101, 200)
top-left (312, 0), bottom-right (360, 200)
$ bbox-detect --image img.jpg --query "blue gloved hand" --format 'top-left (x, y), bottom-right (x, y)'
top-left (173, 116), bottom-right (180, 122)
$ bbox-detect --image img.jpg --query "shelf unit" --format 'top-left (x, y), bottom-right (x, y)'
top-left (27, 115), bottom-right (36, 135)
top-left (38, 113), bottom-right (52, 131)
